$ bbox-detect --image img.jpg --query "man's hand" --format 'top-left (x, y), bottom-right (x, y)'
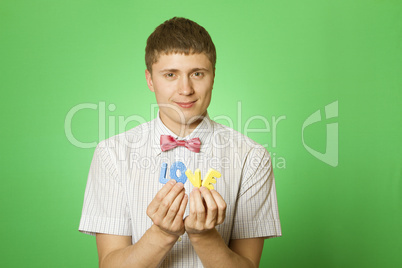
top-left (96, 180), bottom-right (188, 268)
top-left (184, 187), bottom-right (226, 235)
top-left (146, 179), bottom-right (188, 238)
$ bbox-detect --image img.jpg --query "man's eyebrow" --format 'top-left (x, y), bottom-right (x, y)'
top-left (159, 68), bottom-right (179, 73)
top-left (190, 67), bottom-right (210, 72)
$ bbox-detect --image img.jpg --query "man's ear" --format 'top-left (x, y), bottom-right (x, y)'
top-left (145, 69), bottom-right (155, 92)
top-left (212, 68), bottom-right (216, 90)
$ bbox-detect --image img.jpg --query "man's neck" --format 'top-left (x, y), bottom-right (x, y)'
top-left (159, 114), bottom-right (206, 138)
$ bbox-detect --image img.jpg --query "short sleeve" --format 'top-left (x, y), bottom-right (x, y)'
top-left (78, 141), bottom-right (132, 236)
top-left (231, 147), bottom-right (282, 239)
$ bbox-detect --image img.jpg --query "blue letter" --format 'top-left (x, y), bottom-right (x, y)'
top-left (159, 162), bottom-right (169, 184)
top-left (170, 161), bottom-right (188, 184)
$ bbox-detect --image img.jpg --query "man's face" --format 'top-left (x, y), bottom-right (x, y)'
top-left (145, 53), bottom-right (215, 135)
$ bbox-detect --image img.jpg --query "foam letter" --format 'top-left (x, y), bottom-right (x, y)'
top-left (170, 161), bottom-right (188, 184)
top-left (185, 169), bottom-right (201, 188)
top-left (202, 169), bottom-right (221, 190)
top-left (159, 162), bottom-right (169, 184)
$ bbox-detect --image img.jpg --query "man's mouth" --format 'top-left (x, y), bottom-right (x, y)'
top-left (175, 101), bottom-right (196, 108)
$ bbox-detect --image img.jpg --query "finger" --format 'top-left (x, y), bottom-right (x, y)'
top-left (188, 189), bottom-right (196, 221)
top-left (147, 180), bottom-right (176, 217)
top-left (200, 187), bottom-right (218, 228)
top-left (192, 188), bottom-right (206, 227)
top-left (156, 183), bottom-right (185, 219)
top-left (173, 193), bottom-right (188, 226)
top-left (211, 190), bottom-right (227, 225)
top-left (164, 190), bottom-right (185, 224)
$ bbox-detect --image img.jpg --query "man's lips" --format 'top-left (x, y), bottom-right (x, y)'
top-left (175, 101), bottom-right (197, 108)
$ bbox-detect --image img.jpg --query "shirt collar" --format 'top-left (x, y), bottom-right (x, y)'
top-left (150, 112), bottom-right (214, 157)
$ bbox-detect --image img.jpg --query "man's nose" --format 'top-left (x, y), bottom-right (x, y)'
top-left (178, 76), bottom-right (194, 95)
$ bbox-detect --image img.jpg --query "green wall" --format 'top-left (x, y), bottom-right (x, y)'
top-left (1, 0), bottom-right (401, 267)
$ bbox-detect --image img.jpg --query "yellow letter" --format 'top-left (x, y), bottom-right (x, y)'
top-left (202, 169), bottom-right (221, 190)
top-left (185, 169), bottom-right (201, 188)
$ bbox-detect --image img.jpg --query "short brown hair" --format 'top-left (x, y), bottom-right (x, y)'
top-left (145, 17), bottom-right (216, 72)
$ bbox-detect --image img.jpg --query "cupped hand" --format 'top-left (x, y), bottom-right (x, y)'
top-left (184, 187), bottom-right (226, 235)
top-left (146, 180), bottom-right (188, 238)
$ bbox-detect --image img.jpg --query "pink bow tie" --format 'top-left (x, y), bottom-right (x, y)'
top-left (160, 135), bottom-right (201, 153)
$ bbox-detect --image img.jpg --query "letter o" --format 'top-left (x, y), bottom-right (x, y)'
top-left (170, 161), bottom-right (188, 184)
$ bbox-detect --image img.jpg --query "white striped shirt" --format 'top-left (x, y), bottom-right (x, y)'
top-left (79, 114), bottom-right (281, 267)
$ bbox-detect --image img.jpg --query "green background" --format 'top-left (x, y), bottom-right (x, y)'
top-left (1, 0), bottom-right (401, 267)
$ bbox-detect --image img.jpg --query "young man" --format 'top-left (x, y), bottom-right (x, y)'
top-left (79, 17), bottom-right (281, 267)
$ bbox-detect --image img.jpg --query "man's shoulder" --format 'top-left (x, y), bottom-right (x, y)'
top-left (96, 119), bottom-right (154, 149)
top-left (210, 120), bottom-right (267, 152)
top-left (211, 120), bottom-right (262, 147)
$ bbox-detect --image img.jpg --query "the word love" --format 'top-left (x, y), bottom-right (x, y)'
top-left (159, 161), bottom-right (221, 190)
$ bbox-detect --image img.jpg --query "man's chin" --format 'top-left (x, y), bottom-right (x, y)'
top-left (184, 112), bottom-right (207, 125)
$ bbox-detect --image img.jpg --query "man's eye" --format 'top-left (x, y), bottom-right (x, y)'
top-left (193, 72), bottom-right (203, 77)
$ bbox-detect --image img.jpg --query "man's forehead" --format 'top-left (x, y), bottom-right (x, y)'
top-left (153, 52), bottom-right (213, 70)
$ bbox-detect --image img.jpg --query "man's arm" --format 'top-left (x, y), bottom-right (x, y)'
top-left (229, 237), bottom-right (265, 267)
top-left (185, 187), bottom-right (264, 268)
top-left (96, 225), bottom-right (177, 268)
top-left (96, 180), bottom-right (187, 268)
top-left (188, 229), bottom-right (264, 268)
